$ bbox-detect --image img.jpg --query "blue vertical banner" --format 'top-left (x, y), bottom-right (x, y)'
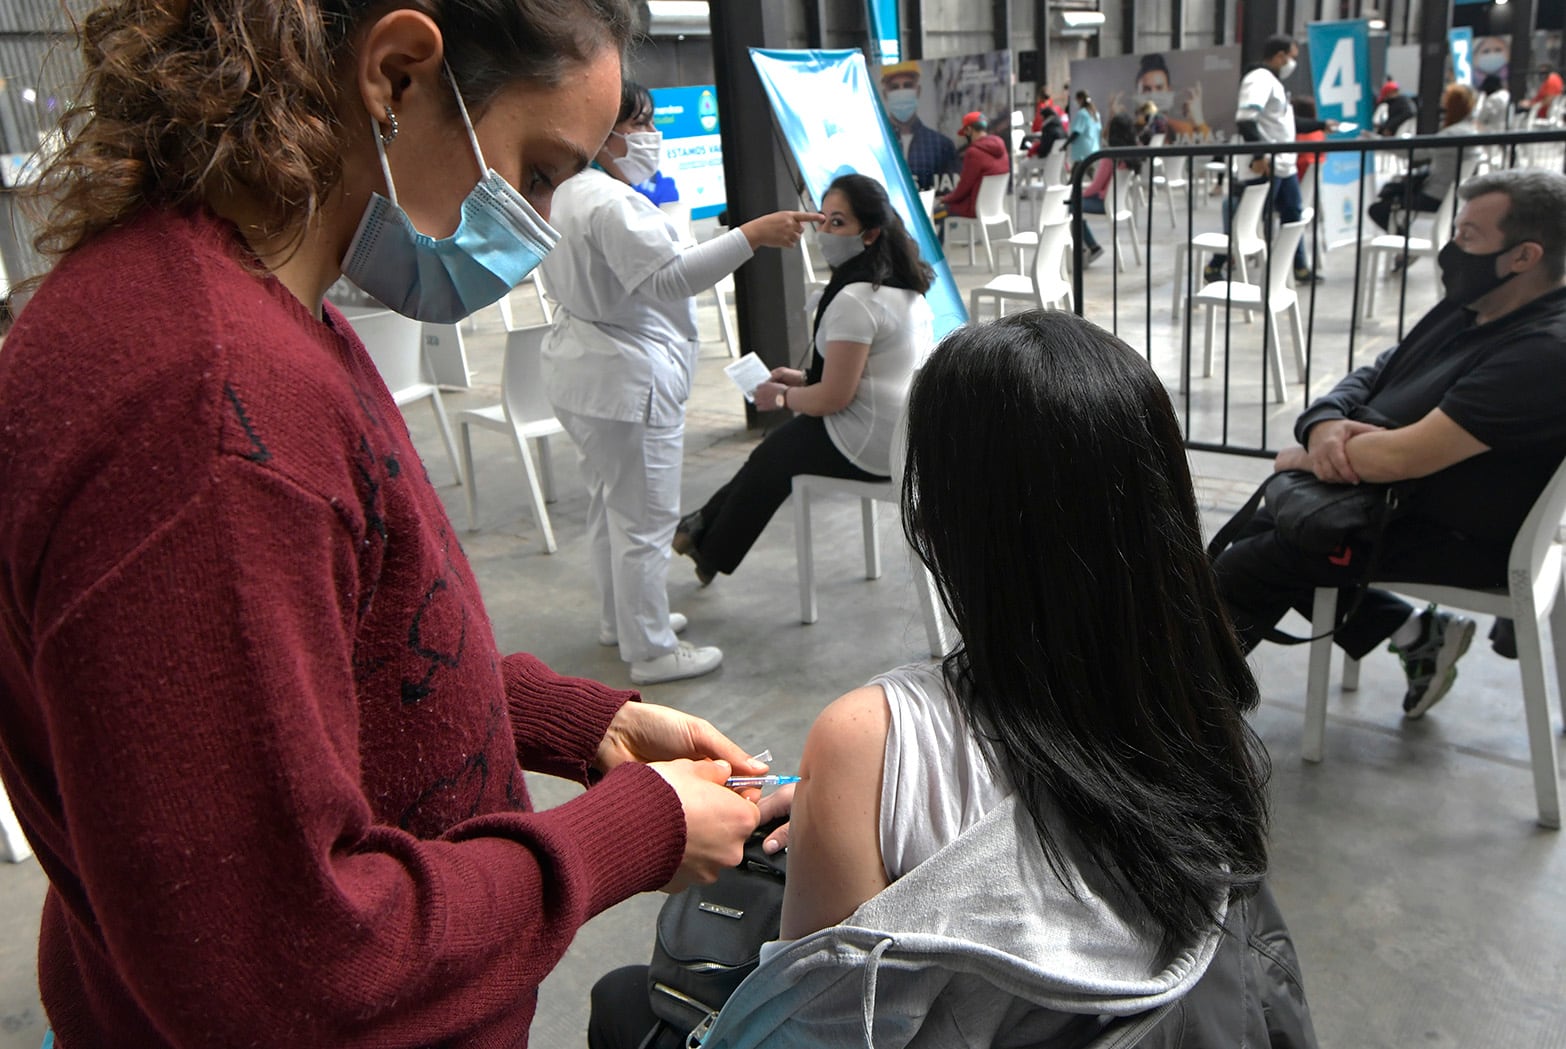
top-left (750, 48), bottom-right (966, 339)
top-left (1307, 19), bottom-right (1373, 248)
top-left (1448, 27), bottom-right (1475, 85)
top-left (866, 0), bottom-right (901, 65)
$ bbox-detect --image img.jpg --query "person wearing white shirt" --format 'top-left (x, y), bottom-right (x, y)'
top-left (540, 80), bottom-right (819, 684)
top-left (673, 174), bottom-right (935, 587)
top-left (1206, 34), bottom-right (1322, 284)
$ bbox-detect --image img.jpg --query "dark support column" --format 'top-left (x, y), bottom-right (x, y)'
top-left (1122, 0), bottom-right (1135, 53)
top-left (1283, 0), bottom-right (1296, 38)
top-left (907, 0), bottom-right (925, 59)
top-left (1415, 0), bottom-right (1451, 133)
top-left (708, 0), bottom-right (809, 424)
top-left (1241, 0), bottom-right (1281, 66)
top-left (1401, 0), bottom-right (1412, 45)
top-left (1216, 0), bottom-right (1228, 47)
top-left (995, 0), bottom-right (1013, 54)
top-left (804, 0), bottom-right (824, 48)
top-left (1035, 0), bottom-right (1050, 86)
top-left (1173, 0), bottom-right (1185, 49)
top-left (1509, 0), bottom-right (1537, 112)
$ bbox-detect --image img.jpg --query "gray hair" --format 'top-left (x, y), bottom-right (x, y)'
top-left (1459, 169), bottom-right (1566, 280)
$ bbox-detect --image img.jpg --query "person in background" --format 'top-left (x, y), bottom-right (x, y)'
top-left (938, 110), bottom-right (1009, 221)
top-left (1477, 73), bottom-right (1513, 133)
top-left (1134, 99), bottom-right (1170, 144)
top-left (540, 80), bottom-right (818, 684)
top-left (1067, 89), bottom-right (1102, 181)
top-left (690, 310), bottom-right (1315, 1047)
top-left (0, 1), bottom-right (784, 1046)
top-left (673, 174), bottom-right (935, 584)
top-left (1368, 83), bottom-right (1479, 247)
top-left (1294, 97), bottom-right (1326, 184)
top-left (1472, 35), bottom-right (1511, 88)
top-left (1075, 112), bottom-right (1140, 266)
top-left (1529, 62), bottom-right (1564, 119)
top-left (1375, 78), bottom-right (1418, 137)
top-left (1027, 100), bottom-right (1067, 159)
top-left (879, 60), bottom-right (960, 193)
top-left (1031, 85), bottom-right (1068, 136)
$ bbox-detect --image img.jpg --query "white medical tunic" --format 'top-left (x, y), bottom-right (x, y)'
top-left (540, 169), bottom-right (698, 427)
top-left (1235, 66), bottom-right (1297, 178)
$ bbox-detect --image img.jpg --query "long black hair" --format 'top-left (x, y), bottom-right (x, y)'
top-left (901, 311), bottom-right (1270, 952)
top-left (821, 173), bottom-right (933, 295)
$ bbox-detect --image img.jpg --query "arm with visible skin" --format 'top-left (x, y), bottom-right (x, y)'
top-left (1343, 407), bottom-right (1489, 483)
top-left (779, 685), bottom-right (892, 939)
top-left (755, 341), bottom-right (871, 416)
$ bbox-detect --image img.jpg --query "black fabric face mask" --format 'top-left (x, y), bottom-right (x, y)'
top-left (1437, 239), bottom-right (1522, 305)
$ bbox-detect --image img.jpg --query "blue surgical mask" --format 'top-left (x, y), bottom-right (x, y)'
top-left (885, 88), bottom-right (920, 123)
top-left (341, 69), bottom-right (560, 324)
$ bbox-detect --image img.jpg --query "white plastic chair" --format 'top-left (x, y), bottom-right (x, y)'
top-left (1003, 184), bottom-right (1070, 274)
top-left (1151, 154), bottom-right (1191, 228)
top-left (947, 172), bottom-right (1015, 272)
top-left (1172, 179), bottom-right (1271, 321)
top-left (346, 307), bottom-right (464, 487)
top-left (1302, 455), bottom-right (1566, 829)
top-left (969, 220), bottom-right (1073, 321)
top-left (1190, 215), bottom-right (1310, 403)
top-left (1103, 170), bottom-right (1142, 273)
top-left (454, 324), bottom-right (566, 552)
top-left (1358, 179), bottom-right (1466, 319)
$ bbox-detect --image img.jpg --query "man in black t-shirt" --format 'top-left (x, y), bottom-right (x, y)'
top-left (1214, 169), bottom-right (1566, 717)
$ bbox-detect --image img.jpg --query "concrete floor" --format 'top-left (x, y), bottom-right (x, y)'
top-left (3, 190), bottom-right (1565, 1048)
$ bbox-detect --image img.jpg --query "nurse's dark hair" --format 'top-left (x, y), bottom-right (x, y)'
top-left (901, 310), bottom-right (1270, 954)
top-left (30, 0), bottom-right (635, 263)
top-left (824, 173), bottom-right (933, 294)
top-left (617, 79), bottom-right (654, 124)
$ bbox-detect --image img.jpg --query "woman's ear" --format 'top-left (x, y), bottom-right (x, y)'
top-left (863, 228), bottom-right (882, 246)
top-left (354, 9), bottom-right (445, 121)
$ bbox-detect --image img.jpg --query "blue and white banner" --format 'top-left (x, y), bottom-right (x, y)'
top-left (866, 0), bottom-right (901, 65)
top-left (645, 85), bottom-right (725, 220)
top-left (1307, 19), bottom-right (1373, 248)
top-left (750, 48), bottom-right (966, 339)
top-left (1448, 27), bottom-right (1475, 86)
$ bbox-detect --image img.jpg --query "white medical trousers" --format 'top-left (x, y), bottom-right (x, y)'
top-left (554, 407), bottom-right (683, 664)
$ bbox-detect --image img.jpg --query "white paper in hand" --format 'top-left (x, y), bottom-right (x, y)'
top-left (723, 353), bottom-right (772, 402)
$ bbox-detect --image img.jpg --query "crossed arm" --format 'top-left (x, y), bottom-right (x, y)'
top-left (1276, 408), bottom-right (1489, 484)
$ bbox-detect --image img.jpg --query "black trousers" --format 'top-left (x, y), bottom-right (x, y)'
top-left (1212, 506), bottom-right (1509, 660)
top-left (588, 965), bottom-right (679, 1049)
top-left (692, 413), bottom-right (883, 576)
top-left (1368, 184), bottom-right (1441, 233)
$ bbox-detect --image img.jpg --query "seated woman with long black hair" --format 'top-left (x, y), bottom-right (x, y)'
top-left (673, 172), bottom-right (935, 584)
top-left (696, 310), bottom-right (1317, 1048)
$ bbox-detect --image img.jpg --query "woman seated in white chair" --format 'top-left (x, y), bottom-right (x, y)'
top-left (674, 173), bottom-right (935, 583)
top-left (698, 311), bottom-right (1314, 1047)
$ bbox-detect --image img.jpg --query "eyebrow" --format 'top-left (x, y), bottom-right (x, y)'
top-left (550, 133), bottom-right (593, 178)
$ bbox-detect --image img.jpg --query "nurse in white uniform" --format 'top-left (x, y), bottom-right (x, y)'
top-left (541, 80), bottom-right (819, 685)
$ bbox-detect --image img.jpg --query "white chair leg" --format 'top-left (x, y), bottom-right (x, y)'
top-left (1513, 596), bottom-right (1563, 828)
top-left (1304, 588), bottom-right (1338, 763)
top-left (911, 554), bottom-right (954, 658)
top-left (1363, 249), bottom-right (1379, 318)
top-left (714, 283), bottom-right (739, 359)
top-left (536, 435), bottom-right (557, 501)
top-left (459, 422), bottom-right (480, 531)
top-left (0, 783), bottom-right (31, 863)
top-left (1342, 656), bottom-right (1361, 691)
top-left (967, 222), bottom-right (977, 267)
top-left (968, 290), bottom-right (983, 325)
top-left (427, 391), bottom-right (464, 488)
top-left (1172, 250), bottom-right (1186, 320)
top-left (1549, 574), bottom-right (1566, 729)
top-left (533, 279), bottom-right (553, 323)
top-left (980, 223), bottom-right (995, 273)
top-left (862, 498), bottom-right (882, 580)
top-left (1202, 304), bottom-right (1217, 379)
top-left (510, 429), bottom-right (557, 554)
top-left (496, 294), bottom-right (516, 332)
top-left (1266, 310), bottom-right (1288, 404)
top-left (1128, 219), bottom-right (1142, 265)
top-left (1288, 303), bottom-right (1308, 382)
top-left (794, 482), bottom-right (817, 624)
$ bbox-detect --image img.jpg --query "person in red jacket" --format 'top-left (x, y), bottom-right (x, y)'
top-left (0, 2), bottom-right (788, 1047)
top-left (940, 111), bottom-right (1011, 219)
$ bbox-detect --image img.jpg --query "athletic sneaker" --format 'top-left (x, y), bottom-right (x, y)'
top-left (631, 641), bottom-right (724, 685)
top-left (1085, 244), bottom-right (1105, 266)
top-left (1203, 259), bottom-right (1227, 285)
top-left (672, 509), bottom-right (705, 557)
top-left (1390, 605), bottom-right (1476, 719)
top-left (600, 612), bottom-right (687, 648)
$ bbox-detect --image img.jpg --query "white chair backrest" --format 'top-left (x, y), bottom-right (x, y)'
top-left (1431, 188), bottom-right (1458, 250)
top-left (1161, 154), bottom-right (1188, 181)
top-left (1108, 169), bottom-right (1132, 217)
top-left (918, 187), bottom-right (936, 219)
top-left (502, 324), bottom-right (557, 427)
top-left (347, 308), bottom-right (425, 392)
top-left (1148, 132), bottom-right (1167, 148)
top-left (1233, 180), bottom-right (1272, 241)
top-left (975, 172), bottom-right (1011, 221)
top-left (1041, 148), bottom-right (1066, 186)
top-left (1267, 215), bottom-right (1312, 299)
top-left (1038, 183), bottom-right (1070, 227)
top-left (1393, 117), bottom-right (1417, 138)
top-left (1031, 220), bottom-right (1073, 294)
top-left (1513, 453), bottom-right (1566, 575)
top-left (1372, 101), bottom-right (1388, 128)
top-left (1010, 127), bottom-right (1026, 153)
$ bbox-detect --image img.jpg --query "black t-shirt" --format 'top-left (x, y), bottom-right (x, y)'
top-left (1295, 286), bottom-right (1566, 544)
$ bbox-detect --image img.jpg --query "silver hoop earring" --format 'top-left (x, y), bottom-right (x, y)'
top-left (380, 106), bottom-right (399, 146)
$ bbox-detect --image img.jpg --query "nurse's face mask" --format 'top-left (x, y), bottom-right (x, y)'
top-left (341, 67), bottom-right (560, 325)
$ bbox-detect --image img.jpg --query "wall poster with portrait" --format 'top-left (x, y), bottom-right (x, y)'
top-left (1069, 46), bottom-right (1243, 144)
top-left (873, 50), bottom-right (1012, 195)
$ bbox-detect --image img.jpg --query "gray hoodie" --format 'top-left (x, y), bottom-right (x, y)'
top-left (696, 795), bottom-right (1225, 1049)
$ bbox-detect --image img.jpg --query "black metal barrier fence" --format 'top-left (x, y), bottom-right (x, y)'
top-left (1060, 128), bottom-right (1566, 459)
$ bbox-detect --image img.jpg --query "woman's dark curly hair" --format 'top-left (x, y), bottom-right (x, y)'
top-left (29, 0), bottom-right (634, 266)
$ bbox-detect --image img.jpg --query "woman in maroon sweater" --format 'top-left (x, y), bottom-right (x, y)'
top-left (0, 2), bottom-right (774, 1045)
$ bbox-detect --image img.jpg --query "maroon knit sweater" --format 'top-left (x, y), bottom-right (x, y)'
top-left (0, 208), bottom-right (686, 1047)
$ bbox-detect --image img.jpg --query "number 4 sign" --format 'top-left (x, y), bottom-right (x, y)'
top-left (1307, 19), bottom-right (1372, 128)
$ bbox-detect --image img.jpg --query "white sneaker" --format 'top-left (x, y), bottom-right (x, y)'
top-left (630, 641), bottom-right (723, 685)
top-left (600, 612), bottom-right (687, 648)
